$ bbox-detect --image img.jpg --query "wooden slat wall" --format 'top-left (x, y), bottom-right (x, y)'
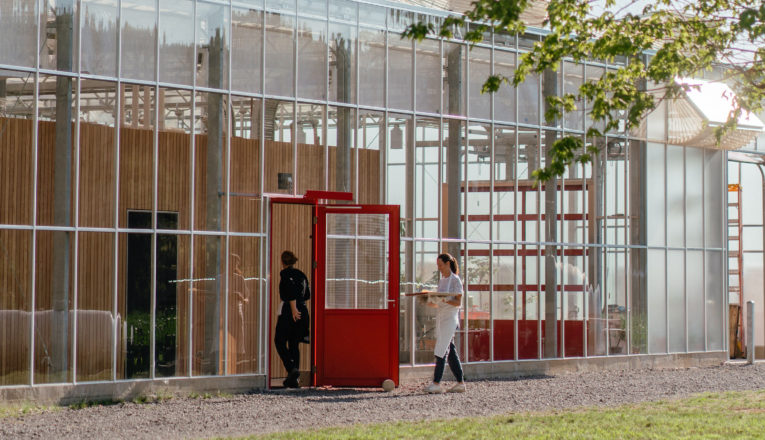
top-left (0, 117), bottom-right (34, 225)
top-left (269, 204), bottom-right (313, 380)
top-left (0, 230), bottom-right (32, 385)
top-left (0, 116), bottom-right (383, 382)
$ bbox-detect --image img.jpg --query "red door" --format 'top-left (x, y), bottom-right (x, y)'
top-left (313, 204), bottom-right (399, 387)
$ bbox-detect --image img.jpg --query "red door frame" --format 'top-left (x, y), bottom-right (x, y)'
top-left (267, 192), bottom-right (399, 388)
top-left (267, 192), bottom-right (349, 389)
top-left (313, 204), bottom-right (400, 387)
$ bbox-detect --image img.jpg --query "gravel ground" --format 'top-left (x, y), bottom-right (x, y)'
top-left (2, 363), bottom-right (765, 440)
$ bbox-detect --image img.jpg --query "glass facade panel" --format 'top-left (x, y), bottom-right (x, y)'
top-left (667, 250), bottom-right (685, 352)
top-left (386, 113), bottom-right (412, 236)
top-left (194, 91), bottom-right (229, 232)
top-left (39, 0), bottom-right (78, 72)
top-left (465, 243), bottom-right (490, 361)
top-left (414, 240), bottom-right (438, 364)
top-left (415, 38), bottom-right (440, 114)
top-left (647, 249), bottom-right (667, 353)
top-left (0, 0), bottom-right (37, 68)
top-left (687, 250), bottom-right (704, 351)
top-left (415, 116), bottom-right (439, 239)
top-left (76, 232), bottom-right (114, 382)
top-left (518, 72), bottom-right (539, 125)
top-left (328, 105), bottom-right (355, 194)
top-left (232, 7), bottom-right (263, 94)
top-left (297, 18), bottom-right (327, 100)
top-left (686, 147), bottom-right (704, 248)
top-left (0, 229), bottom-right (32, 385)
top-left (443, 42), bottom-right (466, 117)
top-left (706, 250), bottom-right (723, 351)
top-left (704, 150), bottom-right (724, 248)
top-left (357, 110), bottom-right (384, 204)
top-left (37, 74), bottom-right (77, 227)
top-left (563, 62), bottom-right (584, 131)
top-left (329, 22), bottom-right (356, 104)
top-left (79, 80), bottom-right (117, 228)
top-left (493, 125), bottom-right (516, 242)
top-left (468, 47), bottom-right (491, 121)
top-left (0, 70), bottom-right (35, 226)
top-left (81, 0), bottom-right (118, 76)
top-left (119, 84), bottom-right (156, 230)
top-left (121, 0), bottom-right (157, 82)
top-left (265, 12), bottom-right (295, 97)
top-left (388, 32), bottom-right (413, 111)
top-left (35, 230), bottom-right (73, 383)
top-left (399, 239), bottom-right (412, 364)
top-left (228, 237), bottom-right (260, 374)
top-left (492, 243), bottom-right (516, 360)
top-left (666, 145), bottom-right (685, 247)
top-left (296, 103), bottom-right (326, 193)
top-left (646, 142), bottom-right (666, 245)
top-left (192, 234), bottom-right (224, 376)
top-left (358, 26), bottom-right (385, 108)
top-left (263, 99), bottom-right (294, 194)
top-left (442, 119), bottom-right (466, 240)
top-left (230, 96), bottom-right (262, 233)
top-left (493, 50), bottom-right (516, 123)
top-left (159, 0), bottom-right (194, 86)
top-left (158, 87), bottom-right (193, 229)
top-left (466, 122), bottom-right (491, 242)
top-left (196, 2), bottom-right (230, 90)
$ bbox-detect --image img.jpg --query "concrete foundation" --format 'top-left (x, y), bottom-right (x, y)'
top-left (0, 375), bottom-right (265, 405)
top-left (0, 352), bottom-right (728, 404)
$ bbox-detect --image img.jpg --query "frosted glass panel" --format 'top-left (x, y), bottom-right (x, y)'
top-left (646, 143), bottom-right (665, 245)
top-left (704, 150), bottom-right (724, 248)
top-left (706, 251), bottom-right (724, 350)
top-left (687, 250), bottom-right (704, 351)
top-left (685, 147), bottom-right (703, 248)
top-left (668, 250), bottom-right (685, 352)
top-left (647, 249), bottom-right (666, 353)
top-left (666, 146), bottom-right (684, 247)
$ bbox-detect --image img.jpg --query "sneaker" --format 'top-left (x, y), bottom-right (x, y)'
top-left (426, 382), bottom-right (445, 394)
top-left (447, 382), bottom-right (466, 393)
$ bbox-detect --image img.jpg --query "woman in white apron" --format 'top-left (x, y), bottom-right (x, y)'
top-left (425, 253), bottom-right (466, 394)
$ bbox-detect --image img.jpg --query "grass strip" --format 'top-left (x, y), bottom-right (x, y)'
top-left (231, 389), bottom-right (765, 440)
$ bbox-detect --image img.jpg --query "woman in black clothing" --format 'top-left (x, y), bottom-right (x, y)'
top-left (274, 250), bottom-right (310, 388)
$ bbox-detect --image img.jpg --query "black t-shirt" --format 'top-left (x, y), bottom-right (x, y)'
top-left (279, 267), bottom-right (311, 305)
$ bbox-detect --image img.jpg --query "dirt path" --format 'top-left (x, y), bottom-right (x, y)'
top-left (2, 363), bottom-right (764, 440)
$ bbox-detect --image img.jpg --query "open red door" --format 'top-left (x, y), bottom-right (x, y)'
top-left (313, 204), bottom-right (399, 387)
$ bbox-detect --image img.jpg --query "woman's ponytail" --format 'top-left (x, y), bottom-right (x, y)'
top-left (437, 253), bottom-right (459, 275)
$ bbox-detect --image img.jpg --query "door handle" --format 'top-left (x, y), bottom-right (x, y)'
top-left (387, 299), bottom-right (396, 303)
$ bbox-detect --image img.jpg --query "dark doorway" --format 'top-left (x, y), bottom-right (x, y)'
top-left (126, 211), bottom-right (178, 378)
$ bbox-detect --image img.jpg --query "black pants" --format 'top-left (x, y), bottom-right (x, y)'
top-left (274, 315), bottom-right (300, 373)
top-left (433, 341), bottom-right (464, 383)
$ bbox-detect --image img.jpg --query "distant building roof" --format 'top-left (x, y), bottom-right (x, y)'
top-left (668, 78), bottom-right (764, 150)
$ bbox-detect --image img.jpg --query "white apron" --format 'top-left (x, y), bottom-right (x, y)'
top-left (433, 273), bottom-right (463, 358)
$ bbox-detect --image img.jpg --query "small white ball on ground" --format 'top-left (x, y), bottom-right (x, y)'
top-left (382, 379), bottom-right (395, 392)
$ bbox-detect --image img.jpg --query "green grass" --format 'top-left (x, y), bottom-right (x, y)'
top-left (228, 390), bottom-right (765, 440)
top-left (0, 402), bottom-right (60, 418)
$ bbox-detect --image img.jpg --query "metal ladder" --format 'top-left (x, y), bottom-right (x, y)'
top-left (728, 183), bottom-right (745, 358)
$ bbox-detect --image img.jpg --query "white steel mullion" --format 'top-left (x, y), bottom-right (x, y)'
top-left (150, 0), bottom-right (162, 380)
top-left (113, 0), bottom-right (124, 384)
top-left (72, 30), bottom-right (83, 383)
top-left (683, 146), bottom-right (688, 353)
top-left (222, 2), bottom-right (234, 377)
top-left (30, 58), bottom-right (40, 385)
top-left (702, 149), bottom-right (707, 351)
top-left (258, 5), bottom-right (266, 376)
